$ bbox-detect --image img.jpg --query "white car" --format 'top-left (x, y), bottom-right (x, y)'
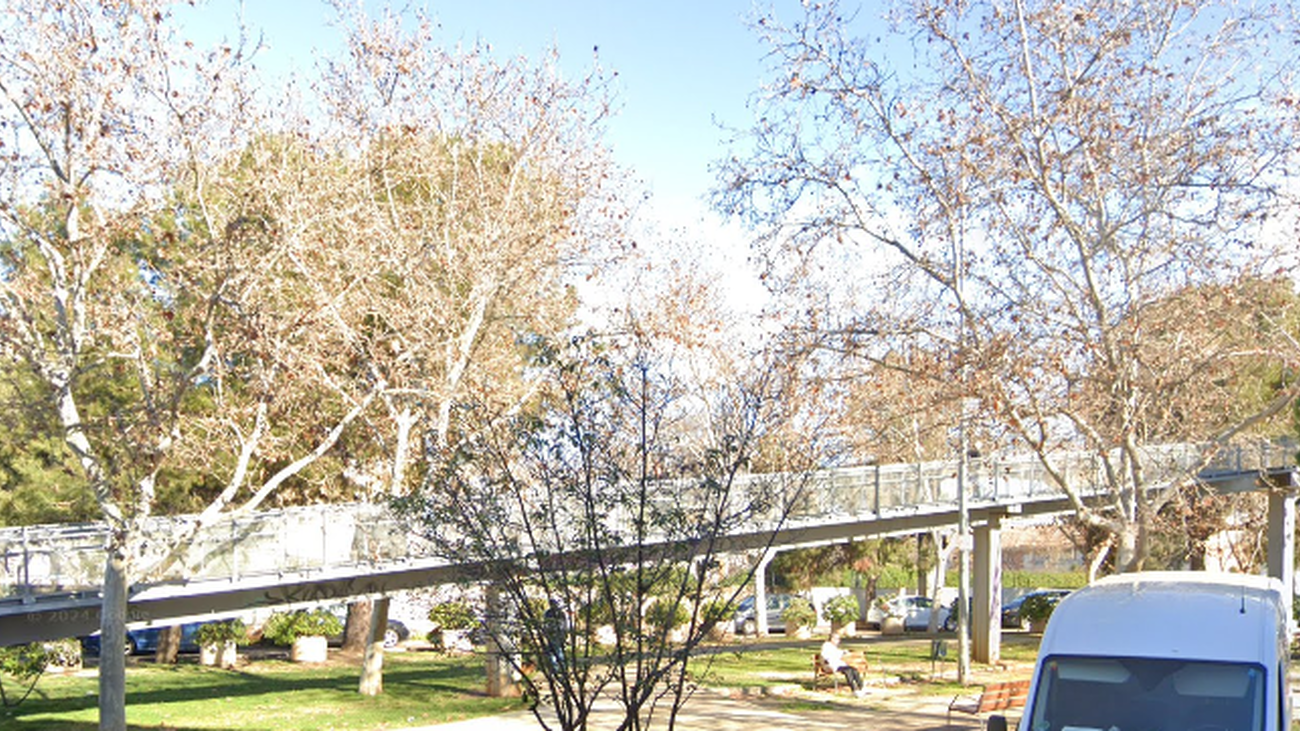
top-left (865, 595), bottom-right (950, 631)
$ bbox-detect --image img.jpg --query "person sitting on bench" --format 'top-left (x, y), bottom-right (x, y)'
top-left (820, 630), bottom-right (866, 696)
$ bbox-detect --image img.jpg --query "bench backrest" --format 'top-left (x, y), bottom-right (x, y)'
top-left (813, 654), bottom-right (834, 675)
top-left (977, 680), bottom-right (1031, 712)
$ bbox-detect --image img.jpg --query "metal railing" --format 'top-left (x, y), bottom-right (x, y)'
top-left (1, 439), bottom-right (1292, 604)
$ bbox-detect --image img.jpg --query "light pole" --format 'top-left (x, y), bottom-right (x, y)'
top-left (957, 399), bottom-right (971, 684)
top-left (954, 204), bottom-right (971, 684)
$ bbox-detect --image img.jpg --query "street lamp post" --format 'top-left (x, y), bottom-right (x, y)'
top-left (957, 402), bottom-right (971, 684)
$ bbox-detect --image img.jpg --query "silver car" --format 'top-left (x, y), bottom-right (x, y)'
top-left (732, 593), bottom-right (797, 634)
top-left (866, 595), bottom-right (949, 631)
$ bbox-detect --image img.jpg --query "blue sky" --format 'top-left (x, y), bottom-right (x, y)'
top-left (188, 1), bottom-right (779, 211)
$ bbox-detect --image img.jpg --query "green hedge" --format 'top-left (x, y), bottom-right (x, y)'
top-left (873, 569), bottom-right (1087, 591)
top-left (998, 570), bottom-right (1088, 589)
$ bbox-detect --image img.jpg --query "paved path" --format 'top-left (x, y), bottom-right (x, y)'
top-left (413, 685), bottom-right (987, 731)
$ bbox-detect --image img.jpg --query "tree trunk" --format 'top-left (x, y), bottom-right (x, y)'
top-left (1087, 541), bottom-right (1112, 584)
top-left (927, 530), bottom-right (952, 633)
top-left (99, 549), bottom-right (128, 731)
top-left (358, 597), bottom-right (390, 696)
top-left (343, 598), bottom-right (373, 653)
top-left (1117, 526), bottom-right (1142, 573)
top-left (155, 625), bottom-right (181, 664)
top-left (915, 534), bottom-right (929, 598)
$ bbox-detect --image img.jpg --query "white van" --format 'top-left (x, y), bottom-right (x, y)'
top-left (991, 571), bottom-right (1291, 731)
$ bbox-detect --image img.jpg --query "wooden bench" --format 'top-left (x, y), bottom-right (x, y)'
top-left (947, 679), bottom-right (1031, 727)
top-left (811, 652), bottom-right (867, 692)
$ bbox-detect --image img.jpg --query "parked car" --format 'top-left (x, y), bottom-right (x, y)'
top-left (1000, 589), bottom-right (1071, 630)
top-left (866, 595), bottom-right (949, 631)
top-left (733, 593), bottom-right (798, 634)
top-left (80, 622), bottom-right (206, 656)
top-left (941, 597), bottom-right (970, 632)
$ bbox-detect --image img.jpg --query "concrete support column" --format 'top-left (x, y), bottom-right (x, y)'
top-left (972, 514), bottom-right (1003, 665)
top-left (484, 584), bottom-right (518, 698)
top-left (1267, 488), bottom-right (1296, 625)
top-left (755, 550), bottom-right (775, 636)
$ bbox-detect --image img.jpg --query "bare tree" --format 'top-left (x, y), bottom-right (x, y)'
top-left (0, 0), bottom-right (643, 721)
top-left (301, 5), bottom-right (628, 689)
top-left (0, 4), bottom-right (266, 727)
top-left (717, 0), bottom-right (1300, 572)
top-left (399, 327), bottom-right (814, 731)
top-left (312, 3), bottom-right (624, 491)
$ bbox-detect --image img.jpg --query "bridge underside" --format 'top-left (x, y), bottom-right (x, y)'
top-left (1, 466), bottom-right (1296, 648)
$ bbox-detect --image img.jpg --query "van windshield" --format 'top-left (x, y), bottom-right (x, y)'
top-left (1027, 655), bottom-right (1265, 731)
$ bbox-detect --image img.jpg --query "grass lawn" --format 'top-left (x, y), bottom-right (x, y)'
top-left (2, 650), bottom-right (526, 731)
top-left (1, 633), bottom-right (1047, 730)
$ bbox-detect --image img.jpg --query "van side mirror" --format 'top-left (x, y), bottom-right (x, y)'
top-left (986, 715), bottom-right (1009, 731)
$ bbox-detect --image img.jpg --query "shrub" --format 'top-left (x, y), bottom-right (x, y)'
top-left (999, 570), bottom-right (1088, 590)
top-left (646, 600), bottom-right (689, 632)
top-left (196, 619), bottom-right (247, 647)
top-left (700, 598), bottom-right (733, 625)
top-left (42, 639), bottom-right (81, 670)
top-left (427, 601), bottom-right (477, 630)
top-left (874, 596), bottom-right (906, 618)
top-left (781, 597), bottom-right (816, 630)
top-left (0, 639), bottom-right (80, 707)
top-left (0, 643), bottom-right (50, 682)
top-left (821, 594), bottom-right (859, 626)
top-left (262, 609), bottom-right (342, 646)
top-left (1018, 592), bottom-right (1065, 624)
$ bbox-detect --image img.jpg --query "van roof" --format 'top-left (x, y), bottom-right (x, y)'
top-left (1040, 572), bottom-right (1286, 665)
top-left (1090, 571), bottom-right (1283, 594)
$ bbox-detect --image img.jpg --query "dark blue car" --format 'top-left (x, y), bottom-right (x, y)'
top-left (1001, 589), bottom-right (1071, 630)
top-left (81, 622), bottom-right (205, 656)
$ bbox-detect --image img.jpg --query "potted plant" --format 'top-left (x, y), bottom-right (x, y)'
top-left (781, 597), bottom-right (816, 639)
top-left (263, 609), bottom-right (342, 663)
top-left (821, 594), bottom-right (860, 637)
top-left (42, 639), bottom-right (82, 673)
top-left (875, 597), bottom-right (906, 635)
top-left (427, 601), bottom-right (476, 653)
top-left (1018, 592), bottom-right (1064, 633)
top-left (196, 619), bottom-right (246, 668)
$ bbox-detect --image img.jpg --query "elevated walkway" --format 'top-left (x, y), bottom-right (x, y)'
top-left (1, 441), bottom-right (1294, 645)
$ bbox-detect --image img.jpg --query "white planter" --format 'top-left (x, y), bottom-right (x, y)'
top-left (291, 635), bottom-right (328, 663)
top-left (217, 640), bottom-right (238, 668)
top-left (881, 617), bottom-right (905, 635)
top-left (831, 621), bottom-right (856, 638)
top-left (201, 641), bottom-right (238, 668)
top-left (707, 622), bottom-right (735, 643)
top-left (440, 629), bottom-right (473, 654)
top-left (595, 624), bottom-right (617, 646)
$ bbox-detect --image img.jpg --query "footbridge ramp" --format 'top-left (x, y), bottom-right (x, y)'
top-left (1, 441), bottom-right (1293, 645)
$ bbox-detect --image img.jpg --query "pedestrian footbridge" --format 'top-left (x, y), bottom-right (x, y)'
top-left (1, 441), bottom-right (1294, 647)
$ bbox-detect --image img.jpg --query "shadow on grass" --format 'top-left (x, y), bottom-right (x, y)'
top-left (4, 653), bottom-right (501, 730)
